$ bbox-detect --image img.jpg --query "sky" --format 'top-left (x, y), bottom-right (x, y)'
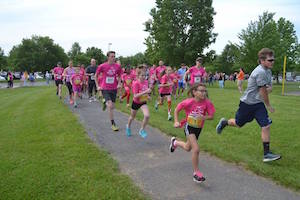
top-left (0, 0), bottom-right (299, 57)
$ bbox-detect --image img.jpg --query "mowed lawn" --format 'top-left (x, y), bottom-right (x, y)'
top-left (0, 87), bottom-right (148, 200)
top-left (116, 81), bottom-right (300, 191)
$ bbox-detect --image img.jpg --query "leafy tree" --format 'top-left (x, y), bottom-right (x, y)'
top-left (8, 35), bottom-right (68, 72)
top-left (119, 52), bottom-right (148, 67)
top-left (85, 47), bottom-right (106, 65)
top-left (144, 0), bottom-right (217, 66)
top-left (238, 12), bottom-right (299, 82)
top-left (0, 47), bottom-right (7, 70)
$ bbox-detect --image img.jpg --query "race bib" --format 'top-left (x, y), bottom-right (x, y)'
top-left (139, 94), bottom-right (148, 102)
top-left (57, 75), bottom-right (62, 79)
top-left (125, 79), bottom-right (132, 85)
top-left (187, 115), bottom-right (202, 128)
top-left (91, 75), bottom-right (95, 80)
top-left (106, 76), bottom-right (114, 84)
top-left (194, 76), bottom-right (201, 83)
top-left (75, 79), bottom-right (81, 85)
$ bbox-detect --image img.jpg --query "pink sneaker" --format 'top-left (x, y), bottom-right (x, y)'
top-left (193, 171), bottom-right (205, 183)
top-left (169, 137), bottom-right (177, 153)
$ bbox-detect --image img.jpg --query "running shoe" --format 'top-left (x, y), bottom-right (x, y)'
top-left (102, 99), bottom-right (106, 111)
top-left (168, 114), bottom-right (172, 121)
top-left (216, 118), bottom-right (227, 134)
top-left (89, 97), bottom-right (93, 103)
top-left (193, 171), bottom-right (206, 183)
top-left (111, 124), bottom-right (119, 131)
top-left (169, 137), bottom-right (177, 153)
top-left (126, 125), bottom-right (131, 137)
top-left (155, 101), bottom-right (158, 111)
top-left (263, 152), bottom-right (281, 162)
top-left (139, 129), bottom-right (147, 138)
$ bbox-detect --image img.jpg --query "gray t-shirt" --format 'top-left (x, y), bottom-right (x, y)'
top-left (240, 65), bottom-right (272, 105)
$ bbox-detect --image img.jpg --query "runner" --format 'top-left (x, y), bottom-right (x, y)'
top-left (126, 67), bottom-right (152, 138)
top-left (177, 63), bottom-right (187, 96)
top-left (216, 48), bottom-right (281, 162)
top-left (63, 60), bottom-right (75, 104)
top-left (155, 60), bottom-right (166, 109)
top-left (170, 83), bottom-right (215, 183)
top-left (170, 67), bottom-right (180, 100)
top-left (121, 67), bottom-right (134, 107)
top-left (237, 67), bottom-right (245, 93)
top-left (95, 51), bottom-right (122, 131)
top-left (155, 66), bottom-right (173, 120)
top-left (71, 67), bottom-right (83, 108)
top-left (184, 57), bottom-right (206, 87)
top-left (86, 58), bottom-right (98, 102)
top-left (53, 62), bottom-right (64, 99)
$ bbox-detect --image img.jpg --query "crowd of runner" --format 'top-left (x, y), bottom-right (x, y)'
top-left (51, 48), bottom-right (281, 183)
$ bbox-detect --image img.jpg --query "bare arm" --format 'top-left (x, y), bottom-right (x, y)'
top-left (259, 86), bottom-right (274, 112)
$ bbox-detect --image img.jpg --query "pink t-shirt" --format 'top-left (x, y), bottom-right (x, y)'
top-left (189, 66), bottom-right (206, 85)
top-left (155, 65), bottom-right (166, 83)
top-left (96, 62), bottom-right (121, 90)
top-left (170, 73), bottom-right (180, 87)
top-left (71, 74), bottom-right (83, 87)
top-left (159, 74), bottom-right (173, 94)
top-left (130, 69), bottom-right (136, 80)
top-left (80, 68), bottom-right (86, 80)
top-left (65, 67), bottom-right (75, 82)
top-left (122, 74), bottom-right (134, 88)
top-left (53, 67), bottom-right (64, 80)
top-left (132, 80), bottom-right (149, 104)
top-left (176, 98), bottom-right (215, 128)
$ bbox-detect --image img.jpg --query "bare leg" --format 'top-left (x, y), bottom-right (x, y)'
top-left (127, 109), bottom-right (137, 128)
top-left (140, 105), bottom-right (150, 130)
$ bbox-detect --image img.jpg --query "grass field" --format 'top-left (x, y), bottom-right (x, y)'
top-left (116, 81), bottom-right (300, 191)
top-left (0, 87), bottom-right (148, 200)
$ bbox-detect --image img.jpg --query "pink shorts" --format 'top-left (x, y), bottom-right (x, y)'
top-left (73, 86), bottom-right (81, 93)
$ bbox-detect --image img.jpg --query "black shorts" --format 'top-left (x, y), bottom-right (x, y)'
top-left (66, 81), bottom-right (73, 95)
top-left (160, 93), bottom-right (171, 97)
top-left (102, 90), bottom-right (117, 103)
top-left (131, 101), bottom-right (147, 110)
top-left (55, 79), bottom-right (63, 86)
top-left (184, 124), bottom-right (202, 140)
top-left (235, 101), bottom-right (272, 127)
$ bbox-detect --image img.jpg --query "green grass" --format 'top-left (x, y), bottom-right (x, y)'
top-left (116, 81), bottom-right (300, 191)
top-left (0, 86), bottom-right (148, 200)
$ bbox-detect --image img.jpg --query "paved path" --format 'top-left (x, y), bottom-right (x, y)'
top-left (67, 98), bottom-right (300, 200)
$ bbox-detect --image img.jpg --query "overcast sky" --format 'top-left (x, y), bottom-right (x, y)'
top-left (1, 0), bottom-right (299, 57)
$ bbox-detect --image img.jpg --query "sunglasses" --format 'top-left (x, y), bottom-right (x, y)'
top-left (266, 59), bottom-right (275, 62)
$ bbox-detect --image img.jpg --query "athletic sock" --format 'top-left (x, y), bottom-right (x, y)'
top-left (263, 142), bottom-right (270, 155)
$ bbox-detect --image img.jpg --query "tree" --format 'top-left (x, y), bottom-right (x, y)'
top-left (144, 0), bottom-right (217, 66)
top-left (119, 52), bottom-right (148, 67)
top-left (85, 47), bottom-right (106, 65)
top-left (8, 35), bottom-right (68, 72)
top-left (0, 47), bottom-right (7, 70)
top-left (215, 43), bottom-right (241, 74)
top-left (238, 12), bottom-right (299, 82)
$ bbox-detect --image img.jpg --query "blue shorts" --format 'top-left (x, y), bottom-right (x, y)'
top-left (235, 101), bottom-right (272, 127)
top-left (178, 81), bottom-right (185, 88)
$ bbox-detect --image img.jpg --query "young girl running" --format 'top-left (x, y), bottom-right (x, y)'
top-left (71, 68), bottom-right (83, 108)
top-left (170, 68), bottom-right (180, 100)
top-left (121, 67), bottom-right (134, 107)
top-left (169, 83), bottom-right (215, 183)
top-left (64, 60), bottom-right (75, 104)
top-left (126, 67), bottom-right (152, 138)
top-left (155, 66), bottom-right (173, 121)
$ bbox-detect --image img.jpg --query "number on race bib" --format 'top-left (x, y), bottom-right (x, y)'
top-left (194, 77), bottom-right (201, 83)
top-left (139, 94), bottom-right (148, 102)
top-left (91, 76), bottom-right (95, 80)
top-left (57, 75), bottom-right (62, 79)
top-left (106, 77), bottom-right (114, 84)
top-left (187, 115), bottom-right (202, 128)
top-left (125, 79), bottom-right (132, 85)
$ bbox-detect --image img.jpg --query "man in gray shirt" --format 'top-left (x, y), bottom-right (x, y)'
top-left (216, 48), bottom-right (280, 162)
